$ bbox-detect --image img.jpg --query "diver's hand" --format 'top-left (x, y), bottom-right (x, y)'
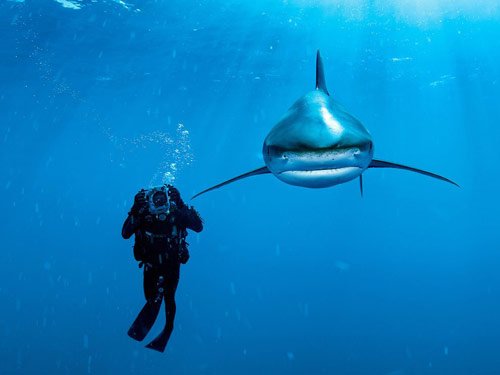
top-left (131, 189), bottom-right (148, 215)
top-left (168, 185), bottom-right (185, 208)
top-left (179, 247), bottom-right (190, 264)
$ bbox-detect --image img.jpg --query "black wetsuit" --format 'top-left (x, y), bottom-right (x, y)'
top-left (122, 201), bottom-right (202, 351)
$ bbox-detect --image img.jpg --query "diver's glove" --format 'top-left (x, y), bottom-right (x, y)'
top-left (179, 247), bottom-right (190, 264)
top-left (167, 185), bottom-right (186, 209)
top-left (174, 205), bottom-right (190, 222)
top-left (131, 189), bottom-right (148, 216)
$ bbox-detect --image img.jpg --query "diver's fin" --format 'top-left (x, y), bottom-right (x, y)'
top-left (192, 166), bottom-right (270, 199)
top-left (368, 159), bottom-right (459, 187)
top-left (359, 175), bottom-right (364, 197)
top-left (316, 50), bottom-right (329, 95)
top-left (127, 297), bottom-right (163, 342)
top-left (145, 325), bottom-right (172, 353)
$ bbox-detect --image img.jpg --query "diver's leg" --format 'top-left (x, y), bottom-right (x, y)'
top-left (145, 263), bottom-right (180, 352)
top-left (128, 267), bottom-right (163, 341)
top-left (164, 275), bottom-right (179, 332)
top-left (165, 260), bottom-right (181, 332)
top-left (143, 267), bottom-right (157, 301)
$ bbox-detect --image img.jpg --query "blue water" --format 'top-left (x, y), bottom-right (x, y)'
top-left (1, 1), bottom-right (500, 374)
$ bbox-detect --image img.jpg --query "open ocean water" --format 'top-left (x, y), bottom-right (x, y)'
top-left (1, 0), bottom-right (500, 374)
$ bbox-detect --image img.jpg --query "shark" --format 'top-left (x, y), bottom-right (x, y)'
top-left (193, 50), bottom-right (458, 199)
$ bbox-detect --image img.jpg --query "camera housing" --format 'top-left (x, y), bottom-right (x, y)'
top-left (144, 185), bottom-right (172, 221)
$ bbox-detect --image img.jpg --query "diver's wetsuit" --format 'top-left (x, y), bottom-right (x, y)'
top-left (122, 191), bottom-right (202, 352)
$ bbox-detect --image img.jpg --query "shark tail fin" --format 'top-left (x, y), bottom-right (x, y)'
top-left (192, 166), bottom-right (271, 199)
top-left (368, 159), bottom-right (459, 187)
top-left (316, 50), bottom-right (330, 95)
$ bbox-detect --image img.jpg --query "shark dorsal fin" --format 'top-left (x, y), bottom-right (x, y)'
top-left (315, 50), bottom-right (330, 95)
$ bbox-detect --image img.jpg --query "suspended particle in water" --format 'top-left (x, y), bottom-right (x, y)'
top-left (334, 260), bottom-right (350, 272)
top-left (83, 334), bottom-right (89, 349)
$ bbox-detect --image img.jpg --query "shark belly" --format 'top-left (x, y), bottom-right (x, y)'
top-left (278, 167), bottom-right (363, 188)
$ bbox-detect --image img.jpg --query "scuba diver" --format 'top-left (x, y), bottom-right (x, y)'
top-left (122, 184), bottom-right (203, 352)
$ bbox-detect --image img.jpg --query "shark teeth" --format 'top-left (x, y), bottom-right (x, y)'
top-left (280, 166), bottom-right (361, 176)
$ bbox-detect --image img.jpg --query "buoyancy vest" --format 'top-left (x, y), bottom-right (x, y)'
top-left (133, 214), bottom-right (188, 264)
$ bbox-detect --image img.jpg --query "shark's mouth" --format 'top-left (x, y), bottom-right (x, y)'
top-left (264, 146), bottom-right (372, 188)
top-left (268, 146), bottom-right (371, 173)
top-left (274, 165), bottom-right (364, 188)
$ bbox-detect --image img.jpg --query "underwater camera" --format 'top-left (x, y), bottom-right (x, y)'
top-left (144, 185), bottom-right (171, 221)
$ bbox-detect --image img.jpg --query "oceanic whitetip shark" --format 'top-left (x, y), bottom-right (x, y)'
top-left (193, 51), bottom-right (458, 199)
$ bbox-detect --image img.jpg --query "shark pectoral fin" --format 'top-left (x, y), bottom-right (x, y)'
top-left (359, 175), bottom-right (364, 197)
top-left (368, 159), bottom-right (459, 187)
top-left (315, 50), bottom-right (330, 95)
top-left (192, 166), bottom-right (271, 199)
